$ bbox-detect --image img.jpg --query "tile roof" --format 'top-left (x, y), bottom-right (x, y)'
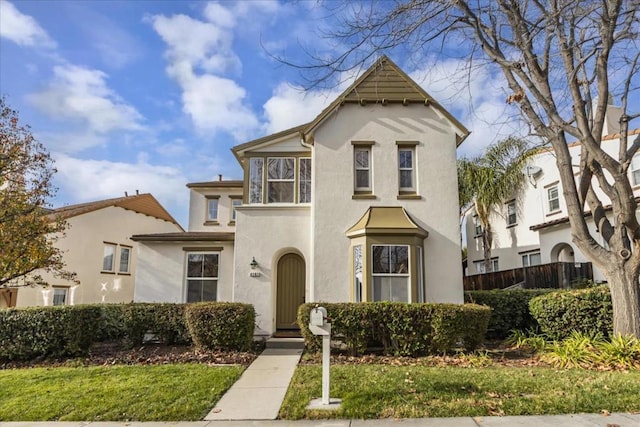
top-left (48, 193), bottom-right (182, 229)
top-left (130, 232), bottom-right (235, 242)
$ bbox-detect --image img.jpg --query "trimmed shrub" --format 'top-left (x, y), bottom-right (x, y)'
top-left (186, 303), bottom-right (255, 351)
top-left (298, 302), bottom-right (491, 356)
top-left (465, 289), bottom-right (554, 339)
top-left (96, 304), bottom-right (127, 342)
top-left (0, 305), bottom-right (102, 361)
top-left (529, 286), bottom-right (613, 340)
top-left (121, 303), bottom-right (191, 346)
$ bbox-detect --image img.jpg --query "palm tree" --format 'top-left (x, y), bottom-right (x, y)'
top-left (458, 137), bottom-right (534, 273)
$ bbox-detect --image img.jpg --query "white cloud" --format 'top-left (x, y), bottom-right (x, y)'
top-left (262, 83), bottom-right (338, 133)
top-left (0, 1), bottom-right (56, 48)
top-left (28, 64), bottom-right (144, 134)
top-left (53, 154), bottom-right (189, 226)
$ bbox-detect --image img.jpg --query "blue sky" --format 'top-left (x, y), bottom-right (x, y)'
top-left (0, 0), bottom-right (524, 227)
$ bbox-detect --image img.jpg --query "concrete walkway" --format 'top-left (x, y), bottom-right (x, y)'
top-left (2, 413), bottom-right (640, 426)
top-left (204, 346), bottom-right (304, 421)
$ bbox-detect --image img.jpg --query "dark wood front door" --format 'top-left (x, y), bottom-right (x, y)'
top-left (276, 253), bottom-right (305, 330)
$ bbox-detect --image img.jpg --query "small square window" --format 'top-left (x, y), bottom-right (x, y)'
top-left (102, 243), bottom-right (116, 272)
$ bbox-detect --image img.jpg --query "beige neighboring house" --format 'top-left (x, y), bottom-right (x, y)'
top-left (3, 193), bottom-right (183, 308)
top-left (134, 56), bottom-right (469, 337)
top-left (464, 101), bottom-right (639, 283)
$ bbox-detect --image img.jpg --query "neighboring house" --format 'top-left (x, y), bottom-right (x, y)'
top-left (134, 56), bottom-right (469, 337)
top-left (2, 193), bottom-right (183, 308)
top-left (464, 101), bottom-right (639, 283)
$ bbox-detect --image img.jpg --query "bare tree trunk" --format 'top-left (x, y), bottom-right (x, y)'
top-left (604, 266), bottom-right (640, 337)
top-left (482, 224), bottom-right (493, 273)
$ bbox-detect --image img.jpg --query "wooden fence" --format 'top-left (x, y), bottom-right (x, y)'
top-left (463, 262), bottom-right (594, 291)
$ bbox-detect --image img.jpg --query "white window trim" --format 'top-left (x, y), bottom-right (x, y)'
top-left (119, 246), bottom-right (132, 274)
top-left (185, 252), bottom-right (219, 303)
top-left (102, 243), bottom-right (117, 272)
top-left (298, 157), bottom-right (312, 204)
top-left (52, 287), bottom-right (68, 306)
top-left (371, 244), bottom-right (411, 302)
top-left (474, 258), bottom-right (499, 274)
top-left (506, 201), bottom-right (517, 226)
top-left (398, 147), bottom-right (415, 192)
top-left (206, 197), bottom-right (219, 222)
top-left (267, 157), bottom-right (296, 204)
top-left (547, 185), bottom-right (560, 213)
top-left (632, 154), bottom-right (640, 186)
top-left (249, 157), bottom-right (264, 204)
top-left (354, 147), bottom-right (372, 192)
top-left (522, 251), bottom-right (541, 267)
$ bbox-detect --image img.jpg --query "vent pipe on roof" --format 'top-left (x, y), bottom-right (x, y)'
top-left (125, 191), bottom-right (128, 197)
top-left (218, 174), bottom-right (223, 181)
top-left (136, 189), bottom-right (139, 195)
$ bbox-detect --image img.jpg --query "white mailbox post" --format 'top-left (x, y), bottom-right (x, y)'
top-left (307, 306), bottom-right (341, 409)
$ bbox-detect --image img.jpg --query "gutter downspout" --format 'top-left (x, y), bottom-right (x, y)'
top-left (300, 134), bottom-right (315, 302)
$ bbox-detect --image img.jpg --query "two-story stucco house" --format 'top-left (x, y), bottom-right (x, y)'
top-left (133, 56), bottom-right (469, 337)
top-left (464, 101), bottom-right (640, 283)
top-left (1, 193), bottom-right (183, 308)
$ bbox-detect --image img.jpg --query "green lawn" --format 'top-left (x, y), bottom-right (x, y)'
top-left (280, 365), bottom-right (640, 419)
top-left (0, 364), bottom-right (243, 421)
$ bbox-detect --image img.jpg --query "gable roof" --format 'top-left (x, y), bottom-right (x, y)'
top-left (232, 56), bottom-right (469, 162)
top-left (48, 193), bottom-right (183, 230)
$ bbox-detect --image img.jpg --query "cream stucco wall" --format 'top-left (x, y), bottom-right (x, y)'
top-left (233, 206), bottom-right (311, 336)
top-left (134, 240), bottom-right (235, 303)
top-left (188, 186), bottom-right (243, 232)
top-left (15, 206), bottom-right (181, 307)
top-left (312, 103), bottom-right (464, 304)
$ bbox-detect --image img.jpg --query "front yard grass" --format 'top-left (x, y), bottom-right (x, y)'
top-left (0, 364), bottom-right (243, 421)
top-left (280, 365), bottom-right (640, 419)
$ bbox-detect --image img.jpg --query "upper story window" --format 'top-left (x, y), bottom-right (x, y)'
top-left (473, 215), bottom-right (482, 236)
top-left (547, 185), bottom-right (560, 212)
top-left (249, 158), bottom-right (264, 204)
top-left (506, 200), bottom-right (517, 226)
top-left (206, 196), bottom-right (219, 222)
top-left (354, 148), bottom-right (371, 191)
top-left (230, 197), bottom-right (242, 222)
top-left (267, 157), bottom-right (295, 203)
top-left (119, 246), bottom-right (131, 274)
top-left (299, 158), bottom-right (312, 203)
top-left (247, 155), bottom-right (311, 205)
top-left (398, 148), bottom-right (415, 191)
top-left (186, 252), bottom-right (219, 302)
top-left (632, 154), bottom-right (640, 186)
top-left (102, 243), bottom-right (116, 272)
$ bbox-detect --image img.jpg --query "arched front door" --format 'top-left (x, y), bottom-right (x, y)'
top-left (276, 253), bottom-right (305, 331)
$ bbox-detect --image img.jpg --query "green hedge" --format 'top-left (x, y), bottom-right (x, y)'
top-left (0, 305), bottom-right (102, 361)
top-left (186, 303), bottom-right (255, 351)
top-left (465, 289), bottom-right (554, 339)
top-left (121, 303), bottom-right (191, 346)
top-left (297, 302), bottom-right (491, 356)
top-left (529, 286), bottom-right (613, 340)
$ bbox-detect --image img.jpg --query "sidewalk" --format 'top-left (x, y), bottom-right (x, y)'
top-left (1, 413), bottom-right (639, 426)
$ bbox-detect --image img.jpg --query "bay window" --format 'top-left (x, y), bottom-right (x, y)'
top-left (372, 245), bottom-right (410, 302)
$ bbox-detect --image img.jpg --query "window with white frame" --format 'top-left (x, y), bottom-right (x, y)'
top-left (119, 246), bottom-right (131, 273)
top-left (186, 253), bottom-right (219, 302)
top-left (398, 148), bottom-right (415, 191)
top-left (299, 158), bottom-right (312, 203)
top-left (474, 258), bottom-right (499, 273)
top-left (102, 243), bottom-right (116, 272)
top-left (206, 197), bottom-right (219, 222)
top-left (267, 157), bottom-right (295, 203)
top-left (354, 147), bottom-right (371, 191)
top-left (522, 252), bottom-right (541, 267)
top-left (506, 200), bottom-right (517, 226)
top-left (372, 245), bottom-right (410, 302)
top-left (547, 185), bottom-right (560, 212)
top-left (249, 158), bottom-right (264, 204)
top-left (353, 245), bottom-right (363, 302)
top-left (52, 287), bottom-right (68, 306)
top-left (230, 198), bottom-right (242, 222)
top-left (632, 154), bottom-right (640, 186)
